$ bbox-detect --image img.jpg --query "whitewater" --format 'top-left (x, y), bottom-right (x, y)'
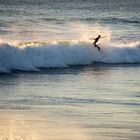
top-left (0, 40), bottom-right (140, 73)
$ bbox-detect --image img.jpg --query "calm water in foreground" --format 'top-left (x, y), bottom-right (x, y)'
top-left (0, 64), bottom-right (140, 140)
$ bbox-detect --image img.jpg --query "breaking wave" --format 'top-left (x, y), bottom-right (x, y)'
top-left (0, 41), bottom-right (140, 73)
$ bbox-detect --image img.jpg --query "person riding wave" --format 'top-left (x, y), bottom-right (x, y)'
top-left (89, 35), bottom-right (106, 51)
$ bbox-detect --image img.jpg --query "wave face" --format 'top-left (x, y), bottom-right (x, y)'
top-left (0, 41), bottom-right (140, 73)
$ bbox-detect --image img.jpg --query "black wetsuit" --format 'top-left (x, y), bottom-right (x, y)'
top-left (94, 37), bottom-right (100, 44)
top-left (93, 36), bottom-right (101, 51)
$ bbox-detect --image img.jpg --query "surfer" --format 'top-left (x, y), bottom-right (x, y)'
top-left (89, 35), bottom-right (106, 51)
top-left (93, 35), bottom-right (101, 51)
top-left (89, 35), bottom-right (101, 51)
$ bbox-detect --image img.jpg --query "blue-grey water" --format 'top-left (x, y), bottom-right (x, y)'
top-left (0, 65), bottom-right (140, 140)
top-left (0, 0), bottom-right (140, 42)
top-left (0, 0), bottom-right (140, 140)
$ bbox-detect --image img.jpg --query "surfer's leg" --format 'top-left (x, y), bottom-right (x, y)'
top-left (94, 44), bottom-right (100, 51)
top-left (97, 46), bottom-right (100, 51)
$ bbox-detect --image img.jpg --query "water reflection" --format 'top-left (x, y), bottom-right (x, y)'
top-left (0, 113), bottom-right (93, 140)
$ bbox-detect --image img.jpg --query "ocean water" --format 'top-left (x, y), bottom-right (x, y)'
top-left (0, 65), bottom-right (140, 140)
top-left (0, 0), bottom-right (140, 72)
top-left (0, 0), bottom-right (140, 140)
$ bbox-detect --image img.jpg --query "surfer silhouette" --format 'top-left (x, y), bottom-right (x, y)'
top-left (89, 35), bottom-right (101, 51)
top-left (93, 35), bottom-right (101, 51)
top-left (89, 35), bottom-right (106, 51)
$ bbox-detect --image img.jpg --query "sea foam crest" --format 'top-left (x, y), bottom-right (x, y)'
top-left (0, 41), bottom-right (140, 73)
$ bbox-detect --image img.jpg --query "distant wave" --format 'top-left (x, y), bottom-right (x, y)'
top-left (73, 17), bottom-right (140, 25)
top-left (105, 17), bottom-right (140, 25)
top-left (0, 41), bottom-right (140, 73)
top-left (39, 17), bottom-right (64, 24)
top-left (40, 17), bottom-right (63, 22)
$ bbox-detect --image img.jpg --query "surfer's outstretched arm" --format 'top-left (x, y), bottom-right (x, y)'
top-left (101, 36), bottom-right (107, 39)
top-left (89, 36), bottom-right (107, 40)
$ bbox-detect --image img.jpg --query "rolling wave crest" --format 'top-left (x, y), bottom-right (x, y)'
top-left (0, 41), bottom-right (140, 73)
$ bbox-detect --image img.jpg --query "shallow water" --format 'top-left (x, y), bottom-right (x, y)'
top-left (0, 64), bottom-right (140, 140)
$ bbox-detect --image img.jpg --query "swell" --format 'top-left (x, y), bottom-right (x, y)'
top-left (73, 17), bottom-right (140, 25)
top-left (0, 41), bottom-right (140, 73)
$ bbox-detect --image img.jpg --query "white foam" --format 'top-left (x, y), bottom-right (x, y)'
top-left (0, 41), bottom-right (140, 73)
